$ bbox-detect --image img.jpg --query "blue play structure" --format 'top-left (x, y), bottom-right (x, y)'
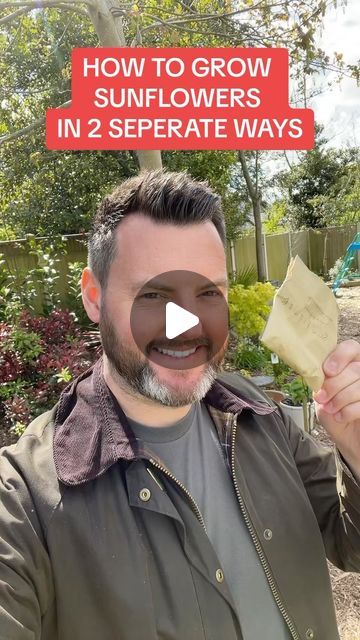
top-left (332, 232), bottom-right (360, 295)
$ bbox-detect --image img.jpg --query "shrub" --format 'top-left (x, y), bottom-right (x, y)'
top-left (233, 340), bottom-right (269, 371)
top-left (0, 237), bottom-right (68, 322)
top-left (66, 261), bottom-right (90, 327)
top-left (229, 265), bottom-right (258, 288)
top-left (283, 377), bottom-right (312, 406)
top-left (228, 281), bottom-right (275, 339)
top-left (0, 310), bottom-right (96, 434)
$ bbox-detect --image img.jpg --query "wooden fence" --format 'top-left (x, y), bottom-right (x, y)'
top-left (1, 224), bottom-right (359, 310)
top-left (227, 223), bottom-right (360, 282)
top-left (0, 235), bottom-right (88, 313)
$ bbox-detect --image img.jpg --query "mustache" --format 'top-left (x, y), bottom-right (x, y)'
top-left (146, 337), bottom-right (211, 352)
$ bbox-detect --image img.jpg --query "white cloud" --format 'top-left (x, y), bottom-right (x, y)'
top-left (310, 0), bottom-right (360, 148)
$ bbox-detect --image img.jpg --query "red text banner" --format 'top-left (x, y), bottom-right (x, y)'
top-left (46, 48), bottom-right (314, 150)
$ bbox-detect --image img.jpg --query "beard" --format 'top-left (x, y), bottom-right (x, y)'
top-left (99, 303), bottom-right (226, 407)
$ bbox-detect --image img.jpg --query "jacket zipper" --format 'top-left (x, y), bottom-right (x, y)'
top-left (230, 413), bottom-right (300, 640)
top-left (148, 457), bottom-right (207, 533)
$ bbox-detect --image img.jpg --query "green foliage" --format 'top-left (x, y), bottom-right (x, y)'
top-left (271, 359), bottom-right (293, 388)
top-left (263, 200), bottom-right (288, 234)
top-left (27, 236), bottom-right (63, 313)
top-left (233, 340), bottom-right (268, 371)
top-left (0, 239), bottom-right (90, 323)
top-left (10, 422), bottom-right (27, 438)
top-left (0, 226), bottom-right (16, 241)
top-left (329, 253), bottom-right (359, 284)
top-left (230, 265), bottom-right (258, 288)
top-left (238, 368), bottom-right (252, 379)
top-left (66, 261), bottom-right (90, 327)
top-left (54, 367), bottom-right (72, 383)
top-left (0, 10), bottom-right (137, 237)
top-left (0, 379), bottom-right (28, 401)
top-left (0, 309), bottom-right (95, 435)
top-left (228, 282), bottom-right (275, 339)
top-left (276, 129), bottom-right (359, 229)
top-left (283, 377), bottom-right (312, 406)
top-left (1, 1), bottom-right (355, 241)
top-left (329, 258), bottom-right (344, 283)
top-left (0, 249), bottom-right (38, 322)
top-left (0, 237), bottom-right (66, 321)
top-left (164, 150), bottom-right (245, 242)
top-left (310, 156), bottom-right (360, 227)
top-left (2, 327), bottom-right (43, 363)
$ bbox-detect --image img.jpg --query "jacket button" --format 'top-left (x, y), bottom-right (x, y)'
top-left (306, 629), bottom-right (314, 640)
top-left (215, 569), bottom-right (224, 583)
top-left (264, 528), bottom-right (273, 540)
top-left (139, 488), bottom-right (151, 502)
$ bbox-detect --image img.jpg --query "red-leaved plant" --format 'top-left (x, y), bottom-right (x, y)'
top-left (0, 310), bottom-right (97, 441)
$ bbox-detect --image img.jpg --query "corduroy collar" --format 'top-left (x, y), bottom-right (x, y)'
top-left (53, 357), bottom-right (275, 486)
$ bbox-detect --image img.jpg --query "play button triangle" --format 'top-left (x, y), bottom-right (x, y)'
top-left (165, 302), bottom-right (199, 340)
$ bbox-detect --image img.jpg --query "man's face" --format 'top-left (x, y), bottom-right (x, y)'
top-left (99, 213), bottom-right (228, 407)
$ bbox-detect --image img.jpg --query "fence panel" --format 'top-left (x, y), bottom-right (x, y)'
top-left (1, 224), bottom-right (359, 312)
top-left (289, 230), bottom-right (308, 266)
top-left (0, 240), bottom-right (43, 312)
top-left (265, 233), bottom-right (289, 281)
top-left (231, 224), bottom-right (358, 280)
top-left (0, 235), bottom-right (88, 310)
top-left (233, 235), bottom-right (258, 277)
top-left (324, 225), bottom-right (358, 273)
top-left (309, 225), bottom-right (358, 275)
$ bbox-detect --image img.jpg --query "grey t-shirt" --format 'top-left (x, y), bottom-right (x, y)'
top-left (127, 401), bottom-right (290, 640)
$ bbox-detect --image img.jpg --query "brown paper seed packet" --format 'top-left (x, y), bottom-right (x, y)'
top-left (260, 256), bottom-right (339, 391)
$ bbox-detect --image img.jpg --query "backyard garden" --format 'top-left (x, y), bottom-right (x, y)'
top-left (1, 0), bottom-right (359, 635)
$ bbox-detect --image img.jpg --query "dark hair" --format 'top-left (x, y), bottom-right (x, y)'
top-left (88, 169), bottom-right (226, 288)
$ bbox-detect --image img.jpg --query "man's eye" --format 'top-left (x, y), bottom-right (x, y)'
top-left (141, 292), bottom-right (163, 299)
top-left (201, 290), bottom-right (220, 297)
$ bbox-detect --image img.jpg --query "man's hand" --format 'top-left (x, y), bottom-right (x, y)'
top-left (314, 339), bottom-right (360, 479)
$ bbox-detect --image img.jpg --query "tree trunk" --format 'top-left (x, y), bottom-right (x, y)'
top-left (86, 0), bottom-right (162, 171)
top-left (135, 150), bottom-right (162, 171)
top-left (253, 197), bottom-right (267, 282)
top-left (238, 150), bottom-right (267, 281)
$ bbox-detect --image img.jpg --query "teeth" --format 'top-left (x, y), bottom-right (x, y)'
top-left (156, 347), bottom-right (197, 358)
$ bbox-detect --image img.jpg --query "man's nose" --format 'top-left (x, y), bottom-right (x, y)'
top-left (177, 318), bottom-right (205, 341)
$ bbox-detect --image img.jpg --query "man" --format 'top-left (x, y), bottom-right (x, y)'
top-left (0, 170), bottom-right (360, 640)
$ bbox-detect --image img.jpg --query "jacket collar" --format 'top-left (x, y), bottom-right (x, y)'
top-left (53, 357), bottom-right (275, 486)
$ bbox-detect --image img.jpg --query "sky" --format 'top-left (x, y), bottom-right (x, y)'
top-left (309, 0), bottom-right (360, 148)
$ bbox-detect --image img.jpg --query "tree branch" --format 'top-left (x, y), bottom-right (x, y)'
top-left (55, 3), bottom-right (88, 16)
top-left (238, 151), bottom-right (257, 202)
top-left (0, 2), bottom-right (88, 21)
top-left (0, 0), bottom-right (91, 8)
top-left (174, 0), bottom-right (196, 14)
top-left (140, 17), bottom-right (246, 42)
top-left (283, 151), bottom-right (293, 170)
top-left (0, 7), bottom-right (26, 24)
top-left (146, 2), bottom-right (287, 25)
top-left (54, 2), bottom-right (88, 15)
top-left (0, 100), bottom-right (70, 147)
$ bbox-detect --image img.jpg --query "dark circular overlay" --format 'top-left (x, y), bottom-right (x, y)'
top-left (130, 270), bottom-right (229, 370)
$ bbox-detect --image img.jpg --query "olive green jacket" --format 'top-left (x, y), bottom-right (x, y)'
top-left (1, 358), bottom-right (360, 640)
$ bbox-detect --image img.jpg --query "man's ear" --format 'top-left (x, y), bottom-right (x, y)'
top-left (81, 267), bottom-right (101, 323)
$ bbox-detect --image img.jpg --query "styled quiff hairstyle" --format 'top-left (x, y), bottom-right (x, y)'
top-left (88, 169), bottom-right (226, 288)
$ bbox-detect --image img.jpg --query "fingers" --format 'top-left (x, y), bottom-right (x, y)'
top-left (323, 339), bottom-right (360, 378)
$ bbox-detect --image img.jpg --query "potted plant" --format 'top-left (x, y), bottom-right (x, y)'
top-left (280, 377), bottom-right (315, 433)
top-left (263, 356), bottom-right (291, 405)
top-left (263, 389), bottom-right (287, 404)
